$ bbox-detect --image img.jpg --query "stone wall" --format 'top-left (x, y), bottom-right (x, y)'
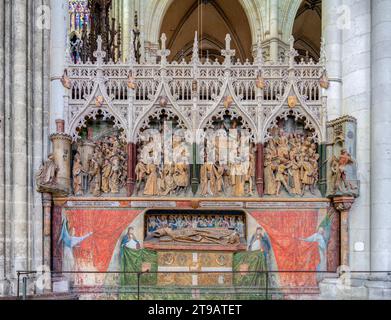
top-left (0, 0), bottom-right (50, 296)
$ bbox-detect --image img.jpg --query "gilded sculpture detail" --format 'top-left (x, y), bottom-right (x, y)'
top-left (264, 129), bottom-right (320, 197)
top-left (72, 132), bottom-right (128, 197)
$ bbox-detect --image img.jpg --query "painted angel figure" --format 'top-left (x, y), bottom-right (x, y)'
top-left (59, 219), bottom-right (93, 273)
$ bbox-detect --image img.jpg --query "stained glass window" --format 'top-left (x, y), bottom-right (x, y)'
top-left (68, 0), bottom-right (90, 34)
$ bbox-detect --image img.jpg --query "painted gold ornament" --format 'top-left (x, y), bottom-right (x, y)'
top-left (61, 69), bottom-right (71, 89)
top-left (95, 95), bottom-right (104, 108)
top-left (224, 95), bottom-right (233, 109)
top-left (159, 96), bottom-right (168, 108)
top-left (320, 70), bottom-right (330, 89)
top-left (256, 75), bottom-right (265, 89)
top-left (127, 74), bottom-right (136, 90)
top-left (288, 96), bottom-right (297, 108)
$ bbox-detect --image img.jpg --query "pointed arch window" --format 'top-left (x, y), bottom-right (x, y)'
top-left (69, 0), bottom-right (90, 34)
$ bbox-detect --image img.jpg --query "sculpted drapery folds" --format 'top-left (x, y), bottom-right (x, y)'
top-left (264, 128), bottom-right (320, 197)
top-left (330, 149), bottom-right (357, 195)
top-left (72, 153), bottom-right (84, 196)
top-left (71, 132), bottom-right (128, 197)
top-left (36, 154), bottom-right (59, 192)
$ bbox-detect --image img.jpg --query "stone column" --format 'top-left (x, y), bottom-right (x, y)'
top-left (371, 0), bottom-right (391, 272)
top-left (50, 130), bottom-right (72, 195)
top-left (122, 0), bottom-right (131, 61)
top-left (333, 197), bottom-right (355, 267)
top-left (50, 0), bottom-right (68, 132)
top-left (322, 0), bottom-right (342, 120)
top-left (52, 205), bottom-right (63, 273)
top-left (255, 143), bottom-right (264, 197)
top-left (269, 0), bottom-right (279, 62)
top-left (341, 0), bottom-right (371, 271)
top-left (0, 0), bottom-right (5, 289)
top-left (127, 143), bottom-right (136, 196)
top-left (12, 0), bottom-right (29, 273)
top-left (42, 194), bottom-right (52, 269)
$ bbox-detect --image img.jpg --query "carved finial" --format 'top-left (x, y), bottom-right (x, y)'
top-left (93, 36), bottom-right (106, 66)
top-left (157, 33), bottom-right (171, 65)
top-left (191, 32), bottom-right (200, 65)
top-left (288, 35), bottom-right (298, 68)
top-left (320, 37), bottom-right (327, 66)
top-left (161, 33), bottom-right (167, 51)
top-left (255, 33), bottom-right (264, 66)
top-left (221, 34), bottom-right (235, 66)
top-left (225, 34), bottom-right (232, 51)
top-left (128, 31), bottom-right (136, 65)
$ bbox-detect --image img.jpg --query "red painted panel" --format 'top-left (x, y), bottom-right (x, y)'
top-left (65, 209), bottom-right (142, 272)
top-left (250, 211), bottom-right (320, 287)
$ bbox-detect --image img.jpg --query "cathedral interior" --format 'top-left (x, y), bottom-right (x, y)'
top-left (0, 0), bottom-right (390, 300)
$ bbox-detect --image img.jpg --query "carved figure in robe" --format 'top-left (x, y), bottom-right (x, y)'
top-left (135, 158), bottom-right (147, 194)
top-left (309, 144), bottom-right (320, 190)
top-left (101, 159), bottom-right (112, 193)
top-left (214, 162), bottom-right (225, 195)
top-left (200, 163), bottom-right (216, 196)
top-left (89, 158), bottom-right (102, 197)
top-left (301, 157), bottom-right (315, 195)
top-left (72, 153), bottom-right (84, 196)
top-left (264, 154), bottom-right (277, 195)
top-left (276, 130), bottom-right (289, 159)
top-left (288, 156), bottom-right (302, 195)
top-left (231, 159), bottom-right (245, 197)
top-left (174, 162), bottom-right (189, 194)
top-left (159, 164), bottom-right (177, 196)
top-left (152, 227), bottom-right (240, 245)
top-left (144, 162), bottom-right (159, 196)
top-left (109, 156), bottom-right (121, 194)
top-left (245, 153), bottom-right (256, 195)
top-left (275, 161), bottom-right (291, 195)
top-left (36, 153), bottom-right (59, 190)
top-left (265, 140), bottom-right (278, 159)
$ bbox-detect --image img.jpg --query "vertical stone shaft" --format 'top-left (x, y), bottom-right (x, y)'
top-left (322, 0), bottom-right (342, 120)
top-left (269, 0), bottom-right (279, 62)
top-left (12, 0), bottom-right (29, 273)
top-left (255, 143), bottom-right (264, 197)
top-left (123, 0), bottom-right (131, 61)
top-left (49, 0), bottom-right (67, 132)
top-left (342, 0), bottom-right (371, 271)
top-left (3, 0), bottom-right (13, 291)
top-left (0, 0), bottom-right (5, 284)
top-left (31, 0), bottom-right (45, 273)
top-left (127, 143), bottom-right (136, 196)
top-left (371, 0), bottom-right (391, 272)
top-left (42, 194), bottom-right (52, 269)
top-left (50, 134), bottom-right (72, 193)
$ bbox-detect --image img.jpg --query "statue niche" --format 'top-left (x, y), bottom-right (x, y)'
top-left (326, 116), bottom-right (359, 198)
top-left (264, 115), bottom-right (321, 197)
top-left (198, 113), bottom-right (256, 198)
top-left (72, 115), bottom-right (128, 197)
top-left (135, 110), bottom-right (191, 197)
top-left (36, 154), bottom-right (60, 194)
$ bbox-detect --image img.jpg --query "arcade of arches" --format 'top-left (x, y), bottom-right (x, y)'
top-left (0, 0), bottom-right (391, 300)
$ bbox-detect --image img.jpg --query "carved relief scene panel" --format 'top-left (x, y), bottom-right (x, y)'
top-left (72, 114), bottom-right (128, 197)
top-left (264, 114), bottom-right (321, 198)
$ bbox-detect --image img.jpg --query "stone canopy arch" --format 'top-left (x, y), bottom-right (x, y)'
top-left (131, 82), bottom-right (192, 143)
top-left (67, 80), bottom-right (129, 142)
top-left (198, 80), bottom-right (258, 142)
top-left (262, 81), bottom-right (325, 144)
